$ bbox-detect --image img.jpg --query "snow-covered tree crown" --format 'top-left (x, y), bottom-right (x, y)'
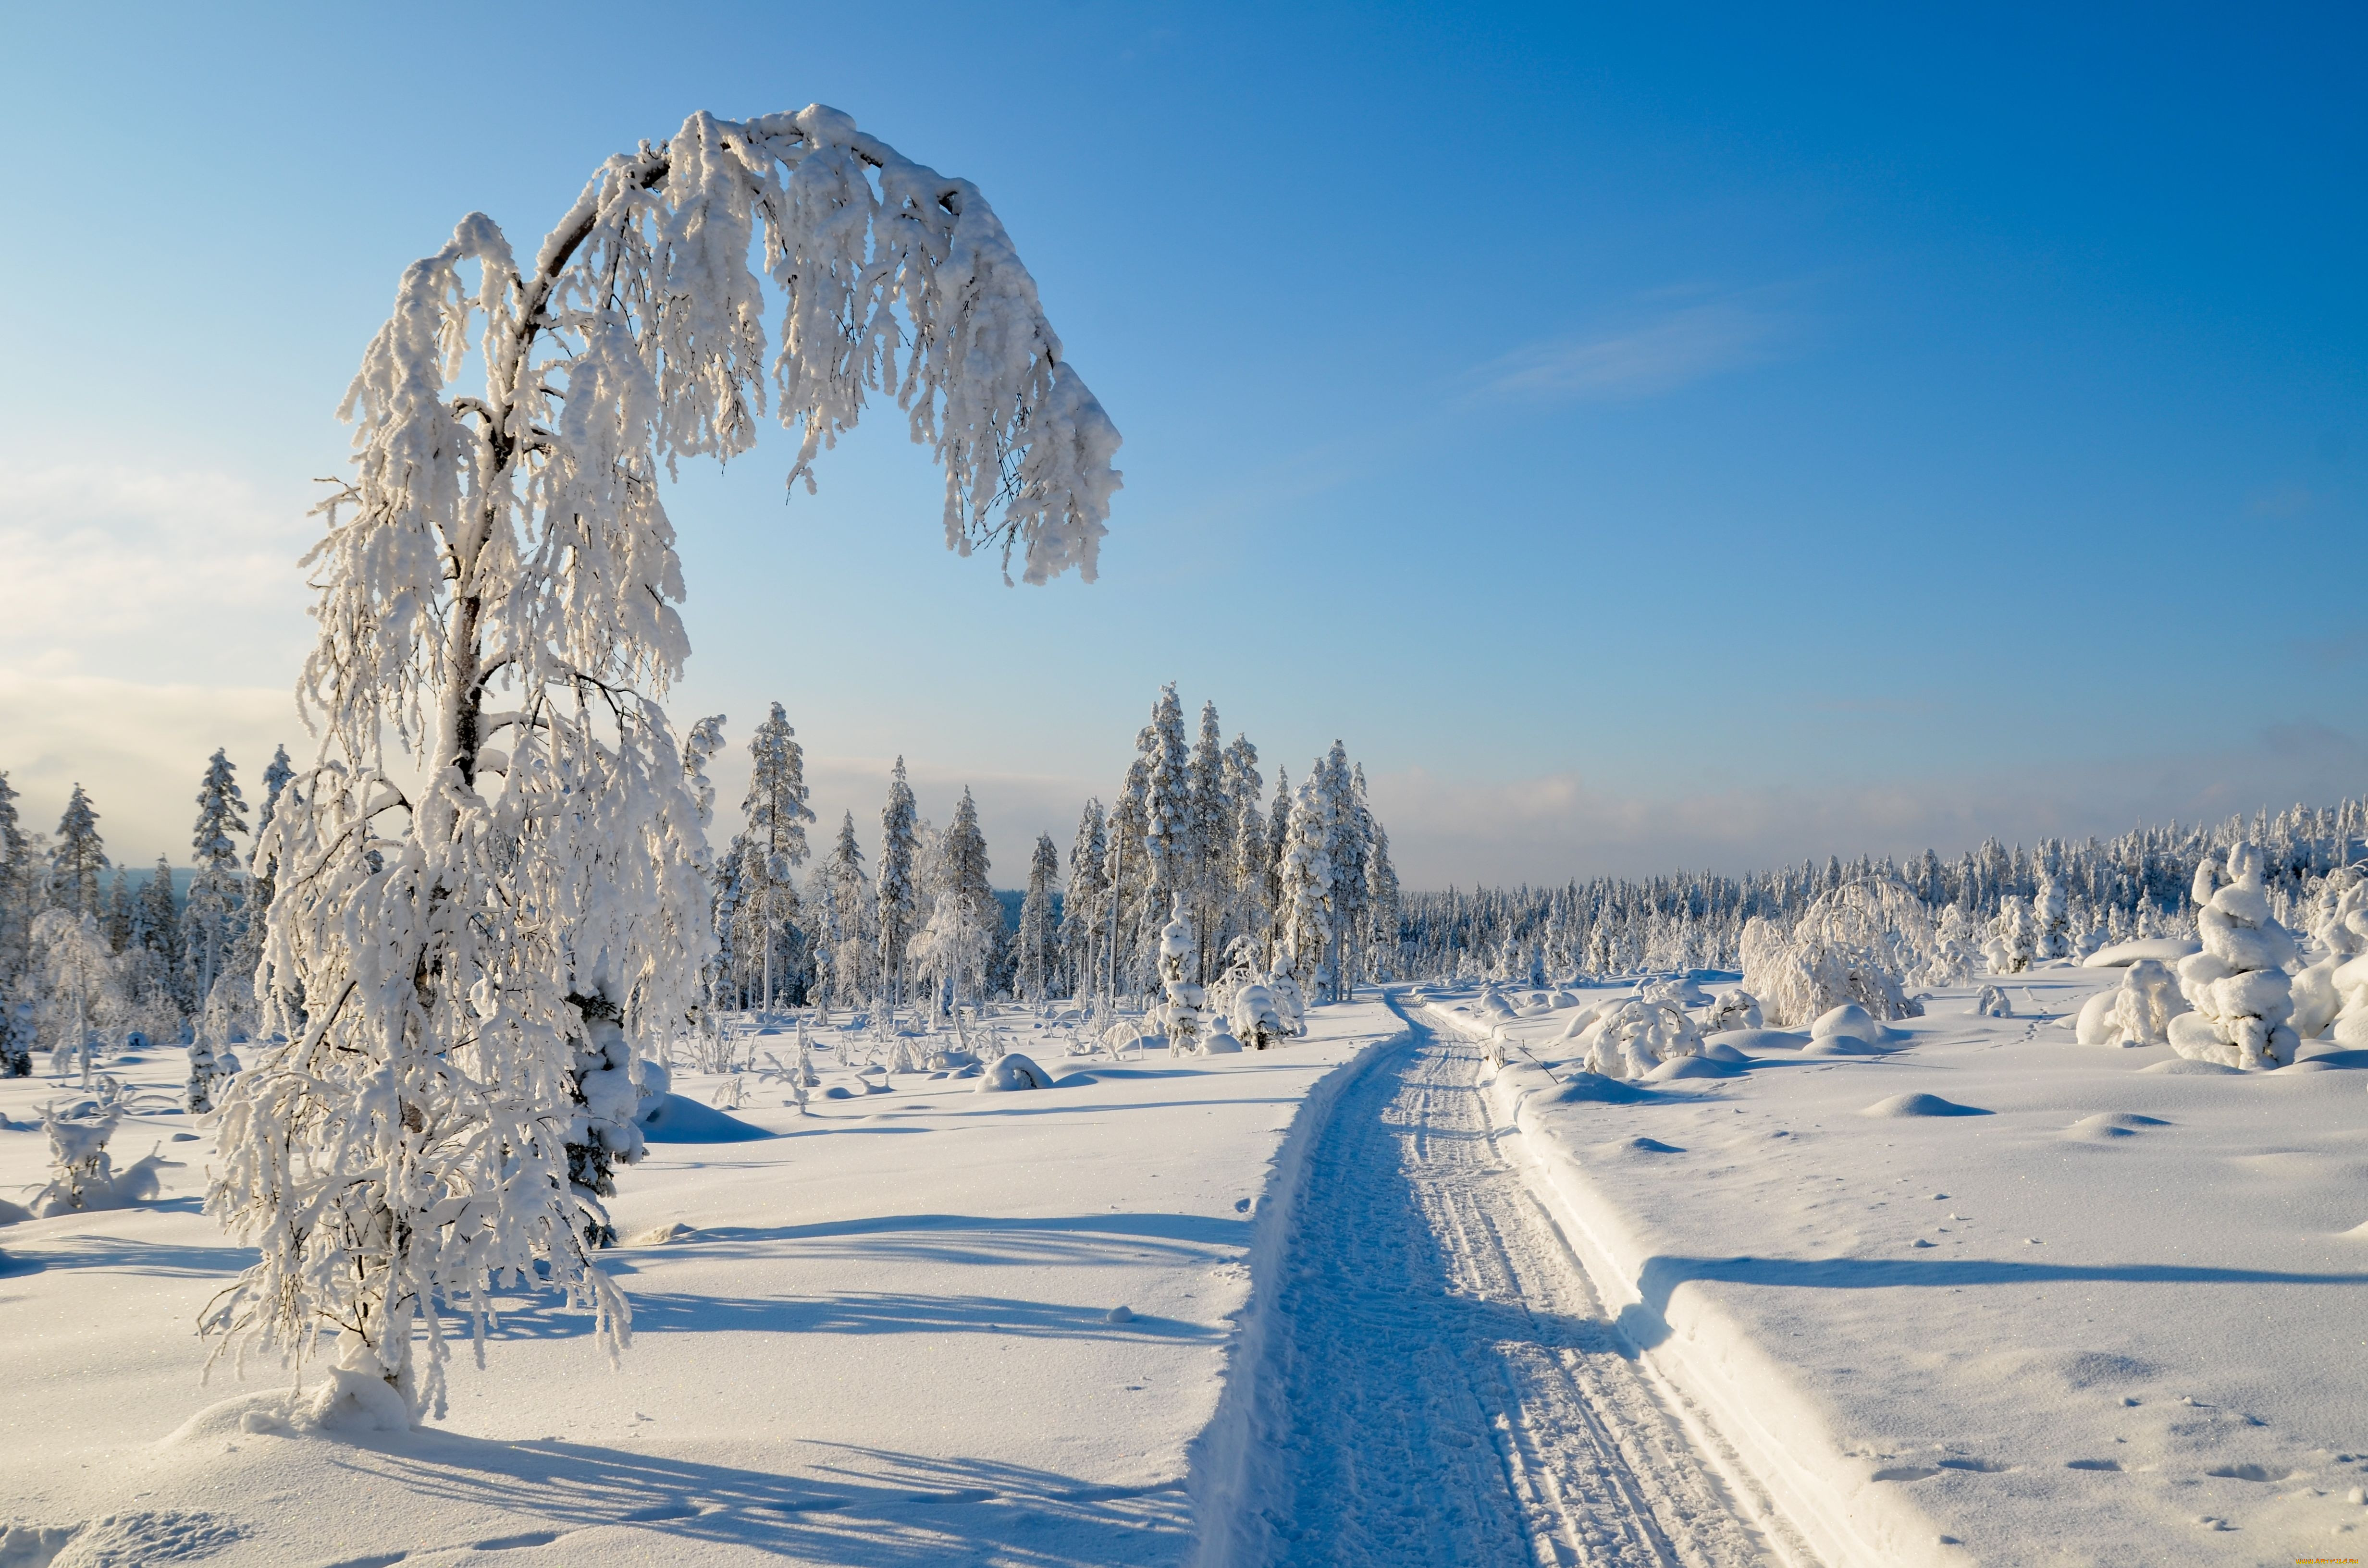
top-left (308, 103), bottom-right (1122, 770)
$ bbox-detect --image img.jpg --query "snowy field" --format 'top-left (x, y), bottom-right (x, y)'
top-left (0, 1002), bottom-right (1401, 1567)
top-left (1423, 972), bottom-right (2368, 1567)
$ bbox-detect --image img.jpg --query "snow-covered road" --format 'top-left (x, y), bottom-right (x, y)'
top-left (1221, 1004), bottom-right (1800, 1567)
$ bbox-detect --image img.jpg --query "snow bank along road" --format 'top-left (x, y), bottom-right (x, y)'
top-left (1197, 999), bottom-right (1806, 1567)
top-left (0, 1004), bottom-right (1406, 1567)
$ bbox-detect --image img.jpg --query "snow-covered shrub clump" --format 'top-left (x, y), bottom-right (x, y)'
top-left (1740, 880), bottom-right (1929, 1027)
top-left (33, 1104), bottom-right (168, 1217)
top-left (2075, 957), bottom-right (2185, 1046)
top-left (1973, 984), bottom-right (2012, 1017)
top-left (2290, 866), bottom-right (2366, 1041)
top-left (1579, 1000), bottom-right (1701, 1079)
top-left (1702, 988), bottom-right (1762, 1032)
top-left (975, 1053), bottom-right (1049, 1092)
top-left (2168, 844), bottom-right (2300, 1070)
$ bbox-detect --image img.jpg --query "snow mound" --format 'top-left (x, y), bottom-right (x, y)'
top-left (1645, 1054), bottom-right (1741, 1081)
top-left (1811, 1003), bottom-right (1907, 1047)
top-left (1707, 1027), bottom-right (1808, 1052)
top-left (0, 1510), bottom-right (243, 1568)
top-left (1699, 1041), bottom-right (1751, 1064)
top-left (2084, 937), bottom-right (2201, 968)
top-left (1626, 1137), bottom-right (1685, 1153)
top-left (1802, 1035), bottom-right (1887, 1057)
top-left (1542, 1071), bottom-right (1653, 1104)
top-left (1860, 1092), bottom-right (1992, 1118)
top-left (975, 1053), bottom-right (1050, 1092)
top-left (1106, 1304), bottom-right (1134, 1323)
top-left (2142, 1058), bottom-right (2244, 1076)
top-left (2067, 1113), bottom-right (2170, 1138)
top-left (636, 1094), bottom-right (770, 1142)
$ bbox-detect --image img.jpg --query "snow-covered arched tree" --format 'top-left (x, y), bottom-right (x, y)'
top-left (204, 105), bottom-right (1118, 1424)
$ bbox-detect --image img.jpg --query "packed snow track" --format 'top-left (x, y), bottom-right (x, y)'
top-left (1217, 1004), bottom-right (1807, 1568)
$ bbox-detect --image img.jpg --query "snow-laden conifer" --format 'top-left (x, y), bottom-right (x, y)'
top-left (0, 771), bottom-right (32, 982)
top-left (1015, 832), bottom-right (1061, 1002)
top-left (1061, 800), bottom-right (1108, 1001)
top-left (1185, 703), bottom-right (1227, 971)
top-left (737, 704), bottom-right (815, 1011)
top-left (914, 788), bottom-right (998, 1012)
top-left (48, 785), bottom-right (108, 919)
top-left (202, 105), bottom-right (1118, 1423)
top-left (182, 749), bottom-right (249, 1025)
top-left (31, 909), bottom-right (117, 1087)
top-left (813, 812), bottom-right (875, 1007)
top-left (877, 759), bottom-right (920, 1004)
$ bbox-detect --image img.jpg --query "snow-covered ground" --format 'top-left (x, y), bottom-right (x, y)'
top-left (0, 1002), bottom-right (1401, 1566)
top-left (1424, 973), bottom-right (2368, 1568)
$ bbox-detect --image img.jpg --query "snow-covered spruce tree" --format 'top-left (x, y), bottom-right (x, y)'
top-left (1015, 832), bottom-right (1061, 1002)
top-left (1185, 702), bottom-right (1228, 978)
top-left (48, 784), bottom-right (108, 919)
top-left (1276, 770), bottom-right (1338, 1002)
top-left (182, 748), bottom-right (250, 1024)
top-left (0, 771), bottom-right (32, 983)
top-left (1364, 818), bottom-right (1401, 982)
top-left (737, 703), bottom-right (815, 1011)
top-left (916, 787), bottom-right (998, 1012)
top-left (1063, 799), bottom-right (1108, 1001)
top-left (813, 812), bottom-right (875, 1007)
top-left (1125, 686), bottom-right (1192, 985)
top-left (202, 105), bottom-right (1119, 1425)
top-left (228, 745), bottom-right (297, 1015)
top-left (1105, 757), bottom-right (1153, 993)
top-left (2030, 872), bottom-right (2070, 964)
top-left (876, 758), bottom-right (921, 1007)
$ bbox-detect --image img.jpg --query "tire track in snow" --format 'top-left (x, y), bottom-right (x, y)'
top-left (1233, 1013), bottom-right (1796, 1567)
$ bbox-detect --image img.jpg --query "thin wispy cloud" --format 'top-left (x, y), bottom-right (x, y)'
top-left (1474, 292), bottom-right (1795, 403)
top-left (0, 461), bottom-right (314, 678)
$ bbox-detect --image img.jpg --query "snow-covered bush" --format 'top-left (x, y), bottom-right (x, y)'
top-left (1973, 984), bottom-right (2012, 1017)
top-left (2168, 844), bottom-right (2300, 1069)
top-left (2289, 866), bottom-right (2366, 1041)
top-left (1580, 999), bottom-right (1701, 1079)
top-left (1925, 903), bottom-right (1983, 986)
top-left (1984, 896), bottom-right (2034, 974)
top-left (2030, 873), bottom-right (2071, 964)
top-left (1702, 988), bottom-right (1762, 1032)
top-left (185, 1032), bottom-right (222, 1115)
top-left (2075, 957), bottom-right (2184, 1045)
top-left (32, 1104), bottom-right (168, 1217)
top-left (1739, 880), bottom-right (1929, 1027)
top-left (203, 104), bottom-right (1119, 1423)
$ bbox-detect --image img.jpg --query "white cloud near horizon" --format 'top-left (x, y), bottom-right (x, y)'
top-left (7, 668), bottom-right (2360, 895)
top-left (0, 460), bottom-right (315, 681)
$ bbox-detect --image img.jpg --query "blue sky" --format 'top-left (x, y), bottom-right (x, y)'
top-left (0, 2), bottom-right (2359, 884)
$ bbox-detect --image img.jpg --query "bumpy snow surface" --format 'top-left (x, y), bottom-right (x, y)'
top-left (1433, 973), bottom-right (2368, 1566)
top-left (1204, 1005), bottom-right (1788, 1566)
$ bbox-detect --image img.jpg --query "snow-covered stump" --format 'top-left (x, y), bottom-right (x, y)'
top-left (2168, 844), bottom-right (2301, 1070)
